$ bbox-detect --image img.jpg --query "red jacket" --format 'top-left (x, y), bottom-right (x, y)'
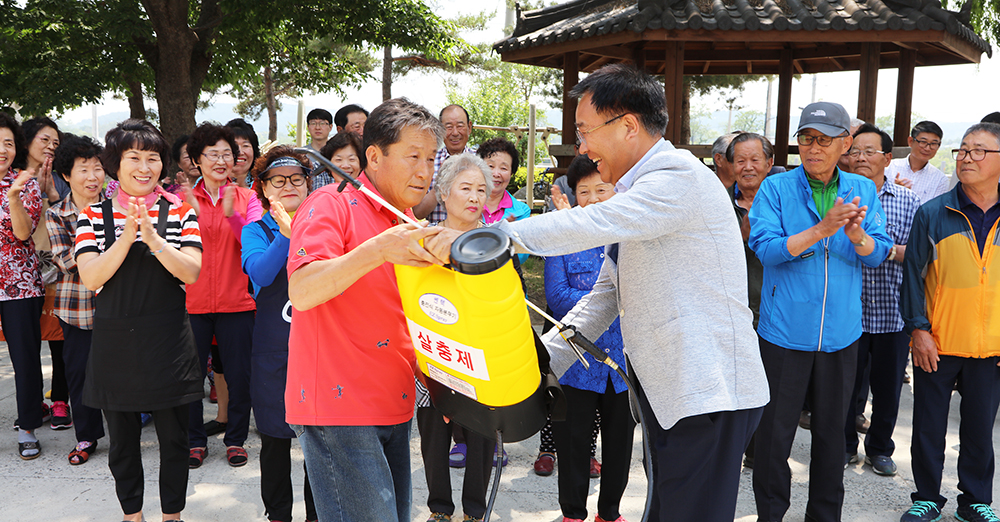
top-left (185, 180), bottom-right (260, 314)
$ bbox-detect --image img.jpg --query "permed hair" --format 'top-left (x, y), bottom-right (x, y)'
top-left (565, 154), bottom-right (600, 194)
top-left (434, 153), bottom-right (492, 205)
top-left (569, 63), bottom-right (669, 137)
top-left (22, 116), bottom-right (61, 166)
top-left (363, 98), bottom-right (444, 155)
top-left (320, 131), bottom-right (367, 172)
top-left (101, 119), bottom-right (171, 180)
top-left (476, 137), bottom-right (520, 172)
top-left (0, 112), bottom-right (26, 170)
top-left (187, 122), bottom-right (238, 172)
top-left (250, 145), bottom-right (313, 210)
top-left (54, 134), bottom-right (103, 182)
top-left (225, 118), bottom-right (261, 161)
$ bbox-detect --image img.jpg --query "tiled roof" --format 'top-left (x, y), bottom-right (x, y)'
top-left (495, 0), bottom-right (991, 58)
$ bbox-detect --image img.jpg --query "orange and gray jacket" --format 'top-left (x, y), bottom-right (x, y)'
top-left (901, 185), bottom-right (1000, 358)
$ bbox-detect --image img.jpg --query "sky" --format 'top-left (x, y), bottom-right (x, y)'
top-left (57, 0), bottom-right (1000, 145)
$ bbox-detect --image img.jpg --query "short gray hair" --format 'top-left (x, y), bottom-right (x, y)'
top-left (726, 132), bottom-right (775, 162)
top-left (435, 153), bottom-right (493, 205)
top-left (962, 122), bottom-right (1000, 148)
top-left (363, 97), bottom-right (445, 154)
top-left (712, 131), bottom-right (741, 157)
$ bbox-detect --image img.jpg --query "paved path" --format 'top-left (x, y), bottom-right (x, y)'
top-left (1, 342), bottom-right (996, 521)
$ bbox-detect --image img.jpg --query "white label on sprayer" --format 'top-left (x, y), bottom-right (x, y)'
top-left (427, 364), bottom-right (478, 401)
top-left (418, 293), bottom-right (459, 325)
top-left (406, 318), bottom-right (490, 381)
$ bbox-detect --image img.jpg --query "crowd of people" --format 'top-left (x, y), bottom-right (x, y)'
top-left (2, 62), bottom-right (1000, 522)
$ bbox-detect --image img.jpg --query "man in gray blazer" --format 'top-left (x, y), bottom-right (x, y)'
top-left (426, 63), bottom-right (769, 521)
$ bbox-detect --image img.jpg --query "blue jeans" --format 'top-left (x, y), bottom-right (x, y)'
top-left (293, 422), bottom-right (412, 522)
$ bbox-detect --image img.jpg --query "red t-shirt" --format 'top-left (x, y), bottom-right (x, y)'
top-left (285, 173), bottom-right (417, 426)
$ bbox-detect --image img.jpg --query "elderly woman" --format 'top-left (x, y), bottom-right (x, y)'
top-left (317, 131), bottom-right (365, 191)
top-left (0, 112), bottom-right (47, 459)
top-left (45, 135), bottom-right (108, 465)
top-left (241, 145), bottom-right (318, 522)
top-left (477, 137), bottom-right (530, 225)
top-left (418, 153), bottom-right (495, 522)
top-left (185, 122), bottom-right (262, 469)
top-left (545, 155), bottom-right (632, 522)
top-left (75, 119), bottom-right (202, 522)
top-left (226, 118), bottom-right (260, 188)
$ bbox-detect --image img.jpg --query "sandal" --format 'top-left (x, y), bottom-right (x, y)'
top-left (68, 440), bottom-right (97, 465)
top-left (189, 447), bottom-right (207, 469)
top-left (18, 440), bottom-right (41, 460)
top-left (449, 442), bottom-right (467, 468)
top-left (227, 446), bottom-right (248, 467)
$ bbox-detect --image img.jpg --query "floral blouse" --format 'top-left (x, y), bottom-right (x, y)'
top-left (0, 168), bottom-right (43, 300)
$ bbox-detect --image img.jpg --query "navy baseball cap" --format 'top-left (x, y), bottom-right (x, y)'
top-left (796, 102), bottom-right (851, 137)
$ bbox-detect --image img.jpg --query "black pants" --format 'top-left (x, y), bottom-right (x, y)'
top-left (911, 354), bottom-right (1000, 509)
top-left (754, 337), bottom-right (857, 522)
top-left (188, 311), bottom-right (254, 448)
top-left (635, 373), bottom-right (761, 522)
top-left (59, 319), bottom-right (105, 442)
top-left (845, 331), bottom-right (908, 456)
top-left (48, 340), bottom-right (69, 402)
top-left (259, 433), bottom-right (317, 522)
top-left (2, 297), bottom-right (44, 430)
top-left (106, 404), bottom-right (190, 515)
top-left (417, 406), bottom-right (494, 518)
top-left (552, 382), bottom-right (634, 520)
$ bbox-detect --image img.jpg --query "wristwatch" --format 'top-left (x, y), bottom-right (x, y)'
top-left (888, 245), bottom-right (897, 261)
top-left (852, 235), bottom-right (867, 248)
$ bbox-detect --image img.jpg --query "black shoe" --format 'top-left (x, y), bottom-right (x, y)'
top-left (856, 414), bottom-right (870, 434)
top-left (956, 503), bottom-right (1000, 522)
top-left (865, 454), bottom-right (897, 476)
top-left (900, 501), bottom-right (942, 522)
top-left (204, 420), bottom-right (227, 436)
top-left (799, 410), bottom-right (811, 430)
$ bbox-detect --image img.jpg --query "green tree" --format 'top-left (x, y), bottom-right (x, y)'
top-left (734, 109), bottom-right (765, 135)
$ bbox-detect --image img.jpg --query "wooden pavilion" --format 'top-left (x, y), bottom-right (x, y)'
top-left (493, 0), bottom-right (992, 166)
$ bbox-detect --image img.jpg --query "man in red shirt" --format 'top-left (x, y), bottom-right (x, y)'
top-left (285, 97), bottom-right (448, 522)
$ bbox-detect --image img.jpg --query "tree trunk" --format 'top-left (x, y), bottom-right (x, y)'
top-left (141, 0), bottom-right (220, 146)
top-left (126, 80), bottom-right (146, 120)
top-left (681, 79), bottom-right (691, 145)
top-left (382, 45), bottom-right (392, 101)
top-left (264, 65), bottom-right (278, 142)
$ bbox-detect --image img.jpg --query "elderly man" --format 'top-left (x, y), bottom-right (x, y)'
top-left (749, 101), bottom-right (892, 522)
top-left (334, 104), bottom-right (368, 136)
top-left (886, 121), bottom-right (949, 204)
top-left (899, 122), bottom-right (1000, 522)
top-left (285, 98), bottom-right (448, 522)
top-left (712, 131), bottom-right (740, 194)
top-left (428, 63), bottom-right (769, 522)
top-left (842, 124), bottom-right (920, 477)
top-left (414, 104), bottom-right (476, 221)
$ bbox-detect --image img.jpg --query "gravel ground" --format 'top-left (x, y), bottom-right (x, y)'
top-left (1, 343), bottom-right (994, 521)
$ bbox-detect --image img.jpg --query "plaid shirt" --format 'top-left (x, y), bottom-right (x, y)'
top-left (45, 195), bottom-right (100, 329)
top-left (429, 145), bottom-right (477, 223)
top-left (861, 177), bottom-right (920, 334)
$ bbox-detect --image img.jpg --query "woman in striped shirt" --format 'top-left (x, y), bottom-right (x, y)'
top-left (75, 119), bottom-right (203, 522)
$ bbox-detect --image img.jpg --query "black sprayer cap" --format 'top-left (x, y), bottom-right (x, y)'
top-left (449, 227), bottom-right (513, 275)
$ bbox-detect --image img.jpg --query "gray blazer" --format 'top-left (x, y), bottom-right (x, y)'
top-left (498, 141), bottom-right (769, 430)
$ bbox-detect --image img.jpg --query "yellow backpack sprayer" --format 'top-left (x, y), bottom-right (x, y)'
top-left (298, 148), bottom-right (653, 522)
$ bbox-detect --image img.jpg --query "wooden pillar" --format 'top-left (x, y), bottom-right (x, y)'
top-left (633, 43), bottom-right (646, 71)
top-left (857, 42), bottom-right (881, 124)
top-left (894, 49), bottom-right (916, 145)
top-left (774, 48), bottom-right (794, 167)
top-left (562, 51), bottom-right (579, 146)
top-left (663, 41), bottom-right (684, 143)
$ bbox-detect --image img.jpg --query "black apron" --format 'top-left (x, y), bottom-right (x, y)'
top-left (248, 221), bottom-right (296, 438)
top-left (82, 198), bottom-right (203, 411)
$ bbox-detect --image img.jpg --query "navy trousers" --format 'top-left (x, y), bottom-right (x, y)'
top-left (188, 311), bottom-right (255, 448)
top-left (845, 331), bottom-right (909, 457)
top-left (2, 297), bottom-right (44, 430)
top-left (59, 319), bottom-right (105, 442)
top-left (635, 373), bottom-right (761, 522)
top-left (910, 354), bottom-right (1000, 509)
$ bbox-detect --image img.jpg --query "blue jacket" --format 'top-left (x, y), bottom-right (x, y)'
top-left (544, 246), bottom-right (627, 394)
top-left (748, 166), bottom-right (892, 352)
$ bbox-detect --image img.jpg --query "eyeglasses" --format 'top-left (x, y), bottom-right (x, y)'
top-left (913, 138), bottom-right (941, 149)
top-left (307, 121), bottom-right (331, 128)
top-left (796, 133), bottom-right (847, 147)
top-left (576, 114), bottom-right (628, 145)
top-left (952, 148), bottom-right (1000, 161)
top-left (202, 152), bottom-right (234, 163)
top-left (848, 149), bottom-right (886, 158)
top-left (265, 173), bottom-right (308, 188)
